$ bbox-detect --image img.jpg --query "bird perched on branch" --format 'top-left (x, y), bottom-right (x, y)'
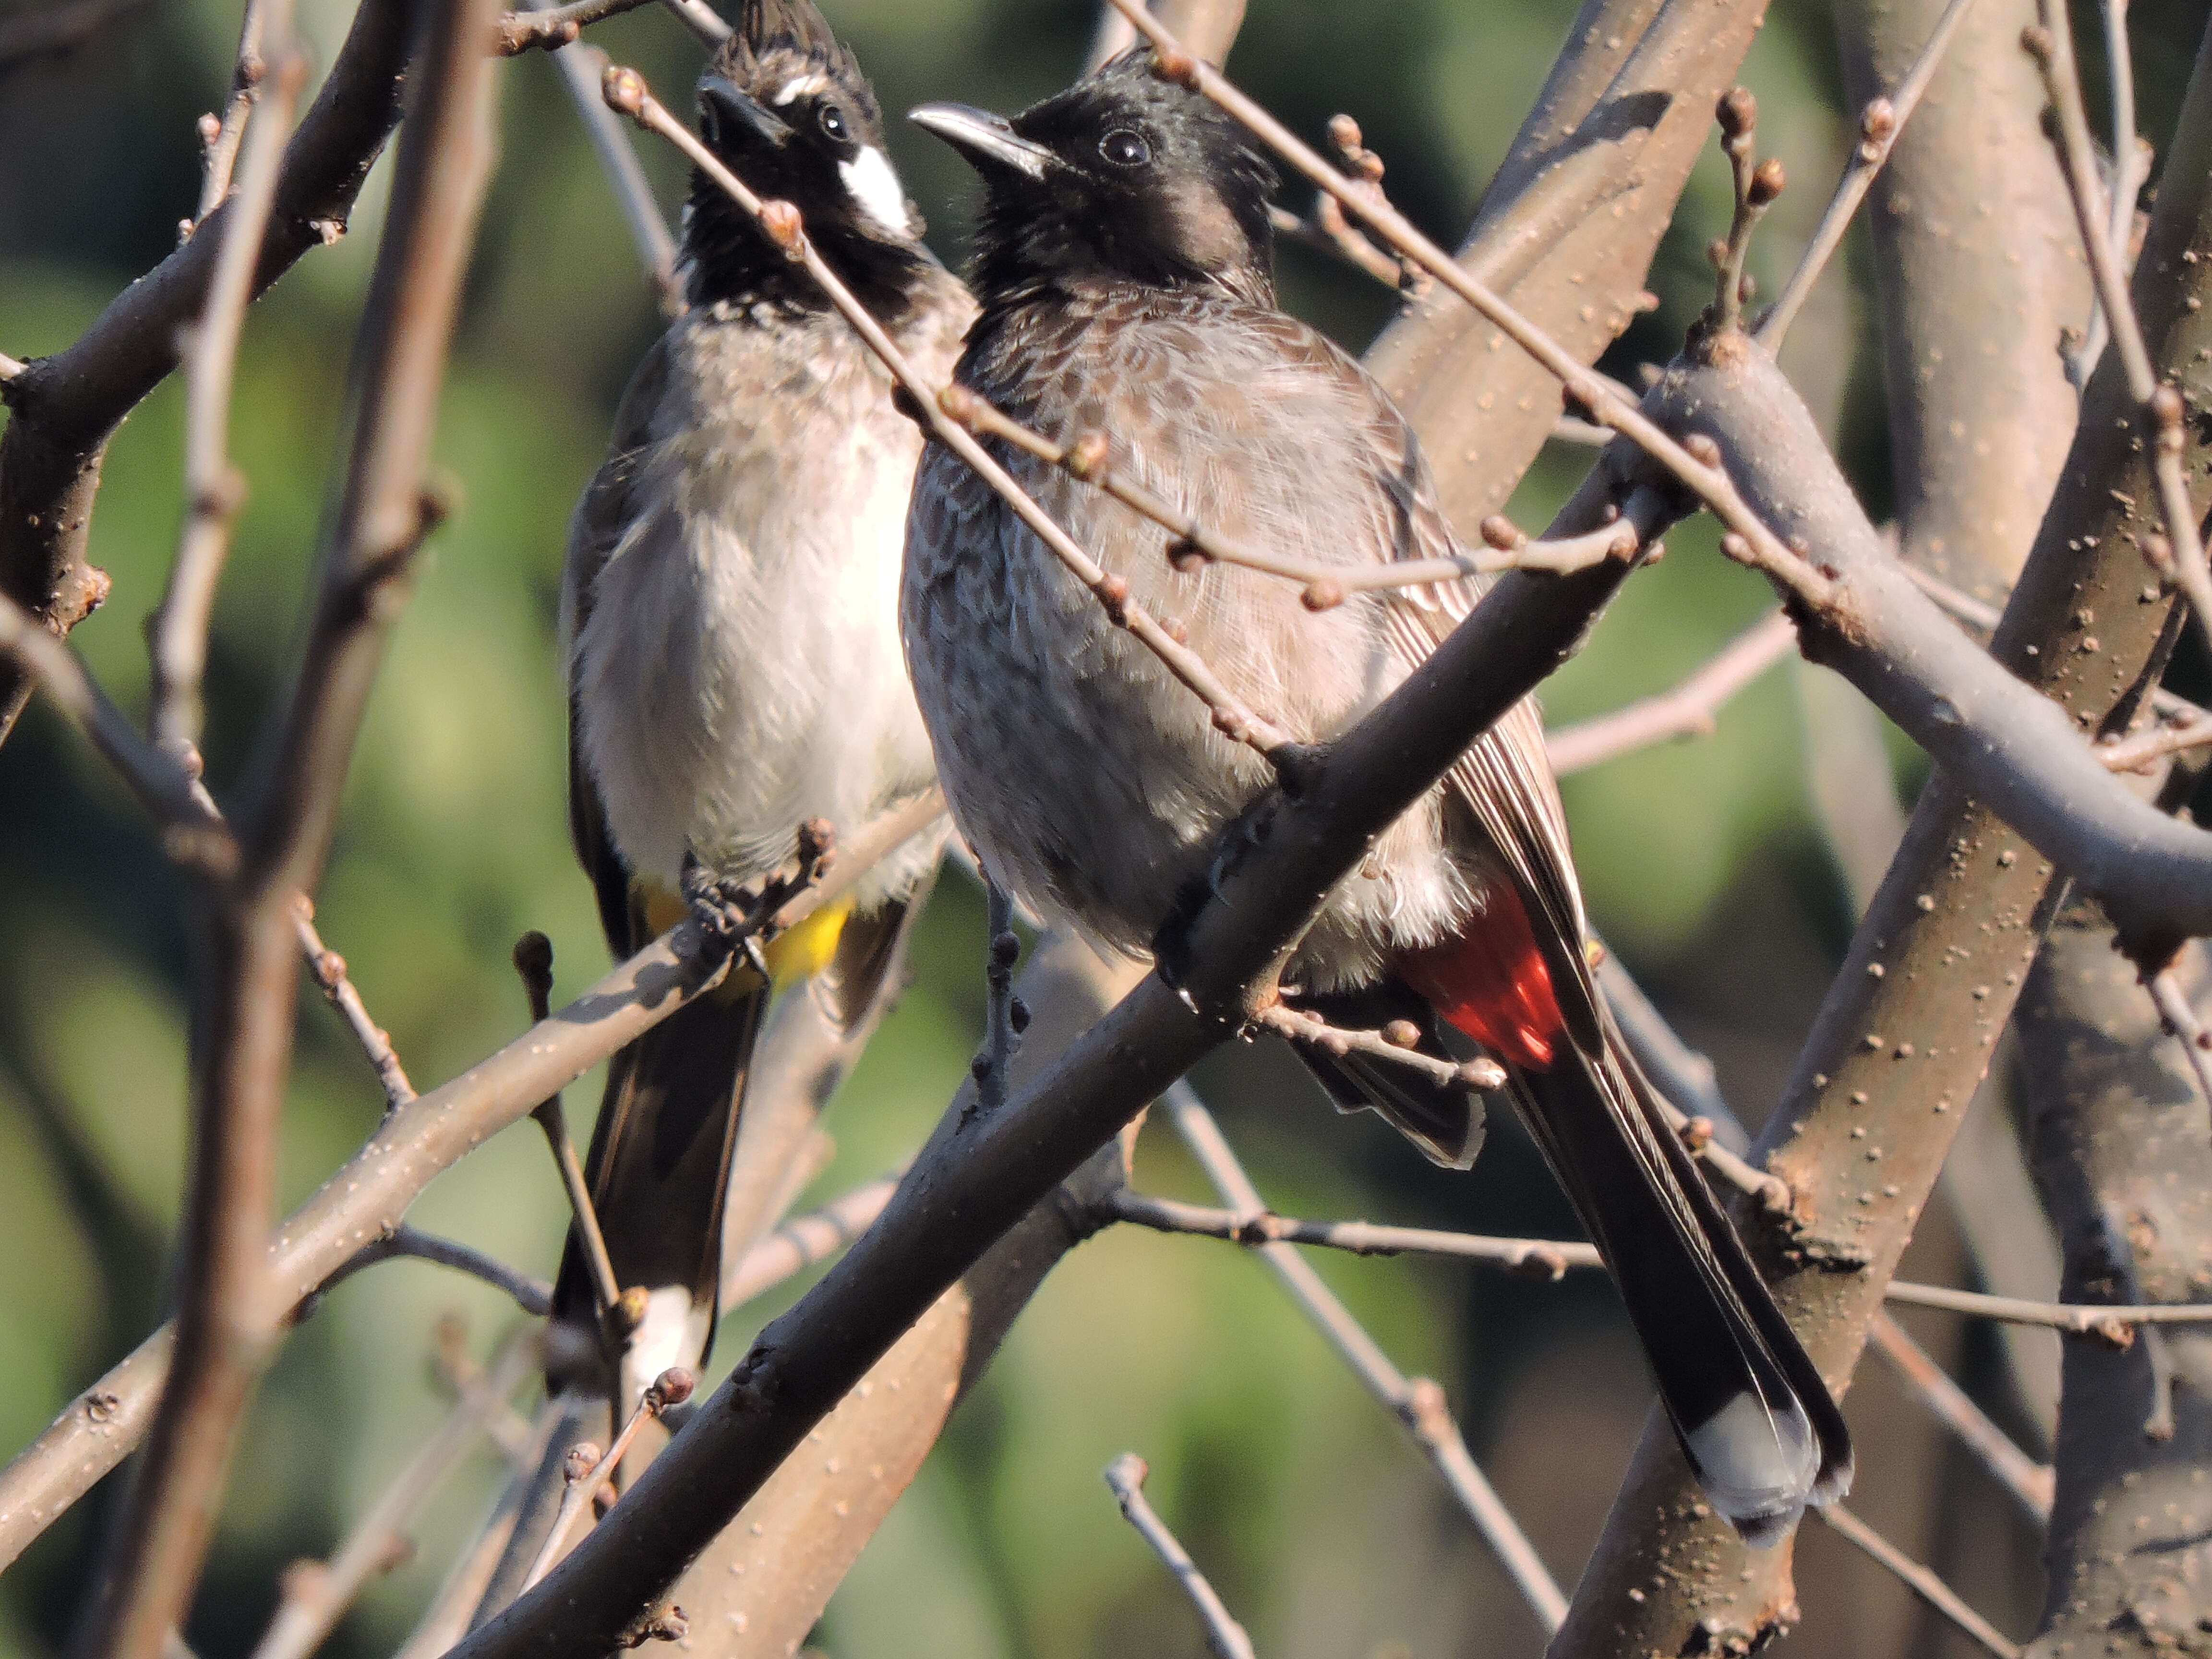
top-left (551, 0), bottom-right (971, 1410)
top-left (904, 53), bottom-right (1850, 1541)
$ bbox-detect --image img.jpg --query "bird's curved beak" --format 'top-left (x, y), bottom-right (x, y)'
top-left (699, 76), bottom-right (792, 148)
top-left (909, 102), bottom-right (1052, 180)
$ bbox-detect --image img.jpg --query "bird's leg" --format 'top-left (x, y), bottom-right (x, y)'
top-left (680, 850), bottom-right (773, 981)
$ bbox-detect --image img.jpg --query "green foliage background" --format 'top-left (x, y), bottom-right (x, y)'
top-left (2, 0), bottom-right (2133, 1651)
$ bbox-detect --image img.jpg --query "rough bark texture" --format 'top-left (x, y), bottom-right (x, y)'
top-left (2019, 918), bottom-right (2212, 1656)
top-left (1550, 25), bottom-right (2212, 1653)
top-left (1835, 0), bottom-right (2090, 599)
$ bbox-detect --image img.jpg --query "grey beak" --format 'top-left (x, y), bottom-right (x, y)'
top-left (909, 102), bottom-right (1052, 180)
top-left (700, 76), bottom-right (792, 147)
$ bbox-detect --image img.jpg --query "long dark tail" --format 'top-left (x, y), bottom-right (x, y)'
top-left (548, 980), bottom-right (768, 1402)
top-left (1512, 1027), bottom-right (1851, 1542)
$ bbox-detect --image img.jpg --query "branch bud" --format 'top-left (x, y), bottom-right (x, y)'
top-left (758, 199), bottom-right (804, 257)
top-left (602, 64), bottom-right (648, 122)
top-left (1748, 157), bottom-right (1785, 205)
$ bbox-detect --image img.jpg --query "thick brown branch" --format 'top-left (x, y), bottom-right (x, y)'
top-left (84, 0), bottom-right (504, 1647)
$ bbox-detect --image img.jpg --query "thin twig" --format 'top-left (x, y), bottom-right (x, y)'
top-left (1160, 1083), bottom-right (1569, 1631)
top-left (0, 596), bottom-right (237, 878)
top-left (943, 388), bottom-right (1636, 605)
top-left (1100, 0), bottom-right (1832, 612)
top-left (1866, 1312), bottom-right (2053, 1524)
top-left (1254, 1003), bottom-right (1505, 1092)
top-left (603, 64), bottom-right (1304, 768)
top-left (720, 1173), bottom-right (901, 1312)
top-left (248, 1328), bottom-right (541, 1659)
top-left (2147, 970), bottom-right (2212, 1120)
top-left (2071, 0), bottom-right (2142, 383)
top-left (1882, 1279), bottom-right (2212, 1335)
top-left (1103, 1454), bottom-right (1257, 1659)
top-left (153, 39), bottom-right (305, 756)
top-left (1114, 1183), bottom-right (2199, 1342)
top-left (1709, 89), bottom-right (1781, 335)
top-left (192, 0), bottom-right (275, 226)
top-left (1268, 199), bottom-right (1400, 286)
top-left (1815, 1504), bottom-right (2022, 1658)
top-left (2025, 8), bottom-right (2212, 663)
top-left (520, 1368), bottom-right (694, 1591)
top-left (1546, 608), bottom-right (1796, 774)
top-left (1111, 1189), bottom-right (1602, 1277)
top-left (513, 932), bottom-right (622, 1314)
top-left (1759, 0), bottom-right (1984, 347)
top-left (495, 0), bottom-right (655, 53)
top-left (311, 1226), bottom-right (553, 1318)
top-left (297, 897), bottom-right (415, 1110)
top-left (656, 0), bottom-right (728, 47)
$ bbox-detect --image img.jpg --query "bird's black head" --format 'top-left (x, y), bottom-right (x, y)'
top-left (684, 0), bottom-right (928, 315)
top-left (912, 50), bottom-right (1277, 308)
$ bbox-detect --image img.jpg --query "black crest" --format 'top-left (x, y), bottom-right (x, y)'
top-left (916, 49), bottom-right (1278, 308)
top-left (683, 0), bottom-right (927, 316)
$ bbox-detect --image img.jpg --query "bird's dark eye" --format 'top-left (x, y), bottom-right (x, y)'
top-left (818, 104), bottom-right (849, 143)
top-left (1098, 128), bottom-right (1150, 167)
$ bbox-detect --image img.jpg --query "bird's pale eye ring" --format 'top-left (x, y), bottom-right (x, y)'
top-left (1098, 128), bottom-right (1150, 167)
top-left (818, 104), bottom-right (850, 143)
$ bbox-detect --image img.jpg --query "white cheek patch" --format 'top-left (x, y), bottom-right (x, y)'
top-left (839, 144), bottom-right (914, 236)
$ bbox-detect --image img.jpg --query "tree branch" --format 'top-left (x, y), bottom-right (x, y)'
top-left (1104, 1454), bottom-right (1256, 1659)
top-left (84, 0), bottom-right (505, 1645)
top-left (1551, 21), bottom-right (2212, 1649)
top-left (0, 795), bottom-right (935, 1573)
top-left (0, 0), bottom-right (417, 747)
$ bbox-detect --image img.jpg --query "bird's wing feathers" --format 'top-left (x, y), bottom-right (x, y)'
top-left (563, 334), bottom-right (675, 957)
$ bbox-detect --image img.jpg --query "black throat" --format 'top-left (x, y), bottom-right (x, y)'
top-left (683, 178), bottom-right (934, 324)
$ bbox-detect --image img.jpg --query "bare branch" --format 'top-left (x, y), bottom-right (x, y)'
top-left (297, 897), bottom-right (415, 1110)
top-left (1759, 0), bottom-right (1984, 347)
top-left (1254, 1003), bottom-right (1505, 1095)
top-left (86, 0), bottom-right (505, 1643)
top-left (311, 1226), bottom-right (553, 1319)
top-left (1866, 1311), bottom-right (2054, 1525)
top-left (1104, 1454), bottom-right (1256, 1659)
top-left (248, 1328), bottom-right (541, 1659)
top-left (153, 39), bottom-right (305, 758)
top-left (496, 0), bottom-right (657, 53)
top-left (0, 595), bottom-right (237, 879)
top-left (0, 0), bottom-right (419, 747)
top-left (0, 793), bottom-right (938, 1571)
top-left (1815, 1504), bottom-right (2023, 1658)
top-left (1109, 1188), bottom-right (1601, 1278)
top-left (511, 931), bottom-right (622, 1315)
top-left (1545, 608), bottom-right (1796, 774)
top-left (522, 1368), bottom-right (694, 1591)
top-left (2147, 969), bottom-right (2212, 1117)
top-left (720, 1174), bottom-right (900, 1312)
top-left (1160, 1086), bottom-right (1568, 1633)
top-left (2025, 7), bottom-right (2212, 667)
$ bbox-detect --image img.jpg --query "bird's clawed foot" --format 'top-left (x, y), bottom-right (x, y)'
top-left (679, 820), bottom-right (841, 973)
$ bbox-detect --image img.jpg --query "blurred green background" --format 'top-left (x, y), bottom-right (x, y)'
top-left (6, 0), bottom-right (2193, 1652)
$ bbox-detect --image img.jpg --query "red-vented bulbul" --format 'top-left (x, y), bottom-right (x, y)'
top-left (902, 53), bottom-right (1849, 1541)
